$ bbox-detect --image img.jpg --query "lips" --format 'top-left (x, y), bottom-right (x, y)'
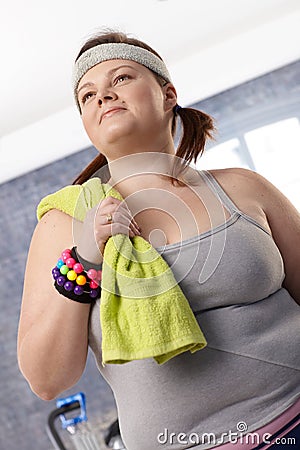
top-left (100, 107), bottom-right (127, 122)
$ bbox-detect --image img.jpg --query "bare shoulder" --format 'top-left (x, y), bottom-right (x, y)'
top-left (208, 166), bottom-right (300, 226)
top-left (209, 167), bottom-right (265, 195)
top-left (209, 167), bottom-right (255, 180)
top-left (36, 209), bottom-right (73, 232)
top-left (32, 208), bottom-right (75, 256)
top-left (207, 167), bottom-right (291, 211)
top-left (38, 207), bottom-right (73, 223)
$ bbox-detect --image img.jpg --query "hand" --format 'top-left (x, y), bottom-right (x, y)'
top-left (76, 196), bottom-right (141, 262)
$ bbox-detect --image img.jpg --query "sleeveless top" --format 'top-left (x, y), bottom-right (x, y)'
top-left (88, 170), bottom-right (300, 450)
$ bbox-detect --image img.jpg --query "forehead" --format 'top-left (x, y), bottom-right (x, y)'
top-left (77, 59), bottom-right (151, 88)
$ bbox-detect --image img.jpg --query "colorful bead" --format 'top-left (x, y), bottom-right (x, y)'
top-left (53, 247), bottom-right (102, 302)
top-left (73, 262), bottom-right (84, 274)
top-left (74, 285), bottom-right (84, 295)
top-left (87, 268), bottom-right (98, 280)
top-left (60, 265), bottom-right (69, 275)
top-left (65, 257), bottom-right (76, 268)
top-left (61, 250), bottom-right (71, 261)
top-left (90, 280), bottom-right (99, 289)
top-left (52, 271), bottom-right (60, 280)
top-left (57, 275), bottom-right (66, 286)
top-left (56, 259), bottom-right (64, 268)
top-left (90, 288), bottom-right (100, 298)
top-left (67, 270), bottom-right (77, 281)
top-left (76, 275), bottom-right (87, 286)
top-left (64, 281), bottom-right (74, 292)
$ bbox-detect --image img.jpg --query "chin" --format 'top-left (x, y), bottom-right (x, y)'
top-left (98, 122), bottom-right (139, 146)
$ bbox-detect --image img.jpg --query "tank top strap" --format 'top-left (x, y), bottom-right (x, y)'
top-left (198, 169), bottom-right (241, 214)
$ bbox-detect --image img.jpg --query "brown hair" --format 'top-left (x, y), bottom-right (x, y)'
top-left (72, 30), bottom-right (215, 186)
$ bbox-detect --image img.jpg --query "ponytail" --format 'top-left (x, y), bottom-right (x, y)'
top-left (176, 106), bottom-right (215, 162)
top-left (170, 106), bottom-right (215, 186)
top-left (72, 152), bottom-right (109, 185)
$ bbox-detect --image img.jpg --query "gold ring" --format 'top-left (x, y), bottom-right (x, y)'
top-left (106, 213), bottom-right (113, 223)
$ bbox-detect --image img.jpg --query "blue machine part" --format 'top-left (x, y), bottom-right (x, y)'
top-left (56, 392), bottom-right (88, 428)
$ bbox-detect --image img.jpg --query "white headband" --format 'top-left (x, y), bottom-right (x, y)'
top-left (72, 42), bottom-right (172, 111)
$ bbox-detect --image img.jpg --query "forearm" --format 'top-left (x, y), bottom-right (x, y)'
top-left (18, 297), bottom-right (91, 400)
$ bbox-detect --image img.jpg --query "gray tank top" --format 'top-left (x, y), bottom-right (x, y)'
top-left (88, 170), bottom-right (300, 450)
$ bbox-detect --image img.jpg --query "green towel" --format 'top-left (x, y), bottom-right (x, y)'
top-left (37, 177), bottom-right (207, 365)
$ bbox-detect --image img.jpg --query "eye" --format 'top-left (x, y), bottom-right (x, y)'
top-left (81, 92), bottom-right (95, 105)
top-left (114, 74), bottom-right (131, 85)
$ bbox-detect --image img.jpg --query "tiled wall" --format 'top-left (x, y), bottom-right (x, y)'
top-left (1, 59), bottom-right (299, 450)
top-left (193, 60), bottom-right (300, 143)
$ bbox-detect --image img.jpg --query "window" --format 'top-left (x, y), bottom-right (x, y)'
top-left (192, 60), bottom-right (300, 210)
top-left (196, 117), bottom-right (300, 210)
top-left (245, 118), bottom-right (300, 209)
top-left (197, 138), bottom-right (247, 170)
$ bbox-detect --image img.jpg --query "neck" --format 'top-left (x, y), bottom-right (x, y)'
top-left (106, 145), bottom-right (185, 195)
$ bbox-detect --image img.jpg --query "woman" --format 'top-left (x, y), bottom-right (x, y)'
top-left (18, 31), bottom-right (300, 449)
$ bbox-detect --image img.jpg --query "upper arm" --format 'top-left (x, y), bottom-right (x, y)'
top-left (18, 208), bottom-right (77, 350)
top-left (241, 169), bottom-right (300, 302)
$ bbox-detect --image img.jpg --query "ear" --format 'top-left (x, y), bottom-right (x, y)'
top-left (163, 83), bottom-right (177, 112)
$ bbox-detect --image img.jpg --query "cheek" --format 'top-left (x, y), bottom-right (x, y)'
top-left (133, 88), bottom-right (164, 116)
top-left (82, 111), bottom-right (97, 139)
top-left (127, 81), bottom-right (163, 105)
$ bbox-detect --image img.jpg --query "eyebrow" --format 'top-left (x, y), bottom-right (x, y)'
top-left (76, 64), bottom-right (138, 96)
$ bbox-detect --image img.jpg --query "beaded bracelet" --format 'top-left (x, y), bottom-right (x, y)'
top-left (52, 247), bottom-right (102, 304)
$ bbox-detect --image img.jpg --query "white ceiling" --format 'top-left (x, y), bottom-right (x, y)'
top-left (1, 0), bottom-right (300, 183)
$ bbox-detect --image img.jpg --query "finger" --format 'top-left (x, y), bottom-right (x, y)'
top-left (129, 229), bottom-right (135, 238)
top-left (97, 202), bottom-right (126, 224)
top-left (98, 196), bottom-right (122, 208)
top-left (97, 201), bottom-right (140, 234)
top-left (114, 210), bottom-right (141, 235)
top-left (96, 210), bottom-right (137, 235)
top-left (98, 199), bottom-right (128, 220)
top-left (96, 212), bottom-right (115, 226)
top-left (111, 222), bottom-right (137, 237)
top-left (132, 217), bottom-right (141, 232)
top-left (132, 217), bottom-right (141, 231)
top-left (130, 220), bottom-right (141, 235)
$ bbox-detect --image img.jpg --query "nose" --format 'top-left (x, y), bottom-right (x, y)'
top-left (97, 90), bottom-right (117, 107)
